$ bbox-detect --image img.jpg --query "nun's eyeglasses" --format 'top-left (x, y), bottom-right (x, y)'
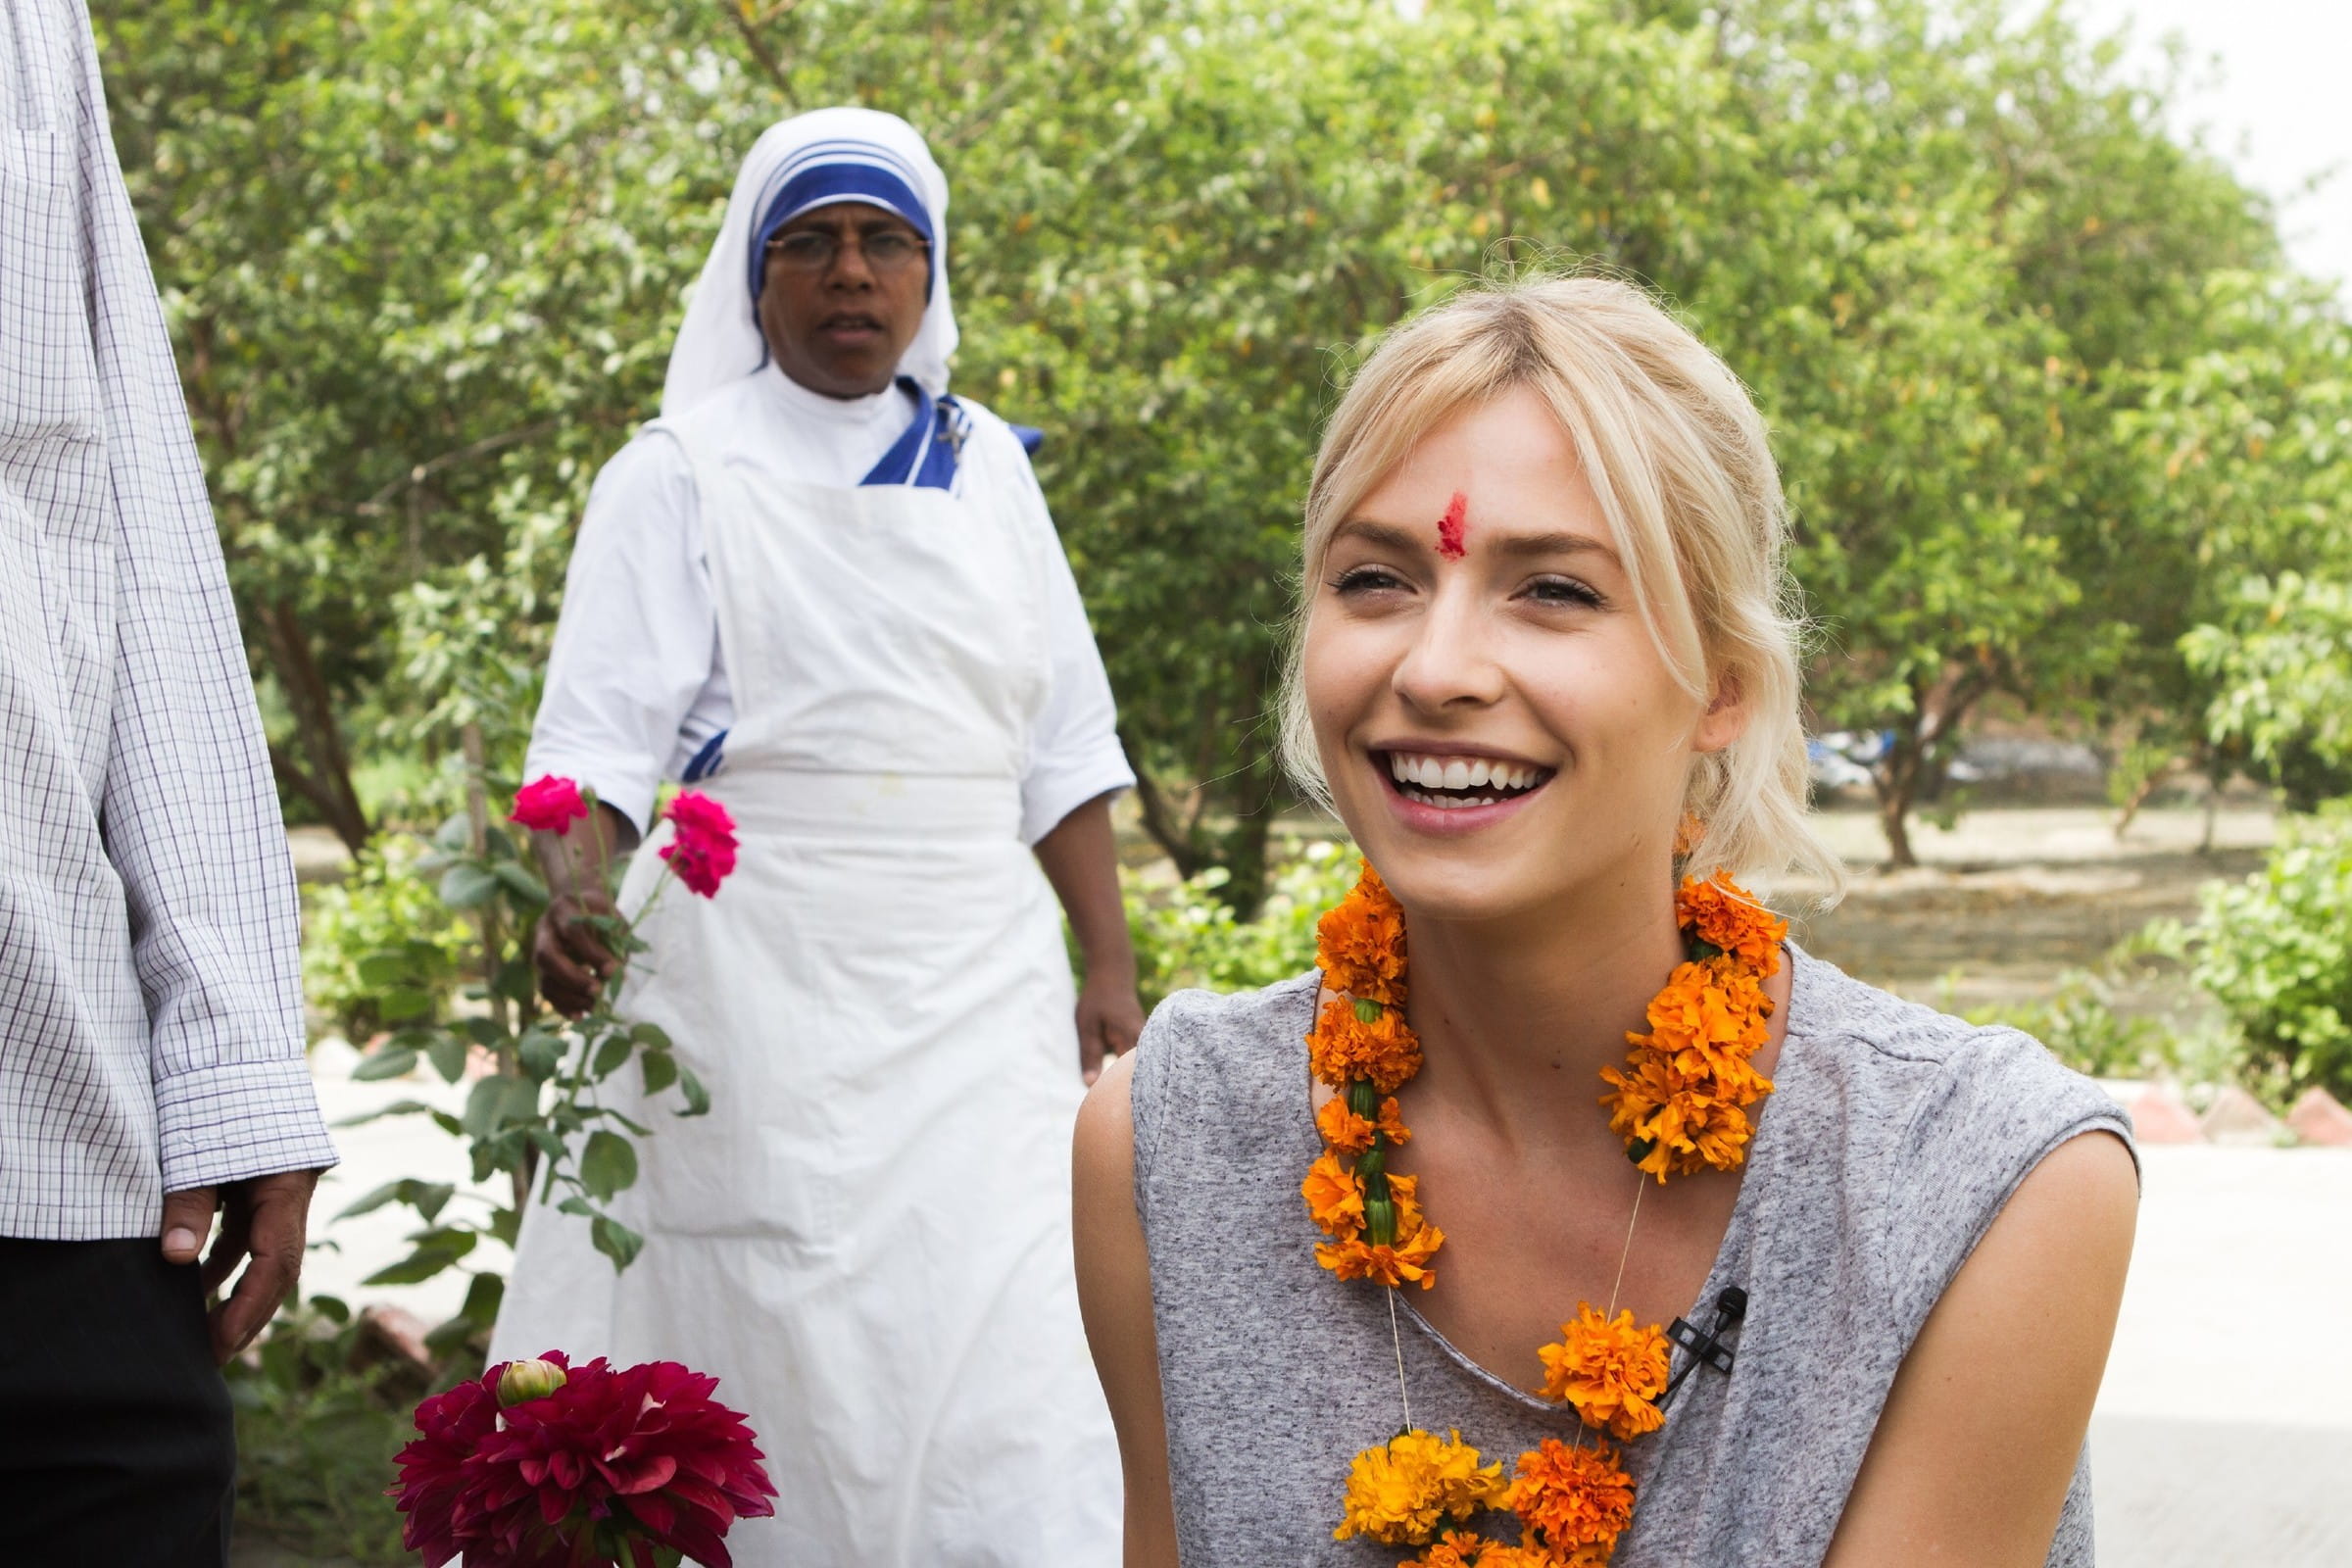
top-left (765, 229), bottom-right (930, 275)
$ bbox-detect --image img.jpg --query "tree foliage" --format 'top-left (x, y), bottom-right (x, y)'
top-left (94, 0), bottom-right (2345, 889)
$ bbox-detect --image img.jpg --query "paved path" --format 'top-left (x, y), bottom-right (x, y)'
top-left (302, 1038), bottom-right (511, 1326)
top-left (2087, 1146), bottom-right (2352, 1565)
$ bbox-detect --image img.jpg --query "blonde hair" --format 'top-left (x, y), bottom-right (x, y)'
top-left (1279, 274), bottom-right (1843, 898)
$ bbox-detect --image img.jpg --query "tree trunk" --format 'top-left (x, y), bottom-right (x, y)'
top-left (2111, 766), bottom-right (2161, 841)
top-left (1126, 754), bottom-right (1208, 881)
top-left (1875, 765), bottom-right (1919, 868)
top-left (1122, 743), bottom-right (1285, 918)
top-left (255, 597), bottom-right (369, 853)
top-left (1212, 808), bottom-right (1274, 919)
top-left (1871, 664), bottom-right (1996, 870)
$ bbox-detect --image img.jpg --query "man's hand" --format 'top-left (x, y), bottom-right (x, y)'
top-left (534, 889), bottom-right (622, 1017)
top-left (160, 1168), bottom-right (322, 1364)
top-left (1076, 970), bottom-right (1146, 1086)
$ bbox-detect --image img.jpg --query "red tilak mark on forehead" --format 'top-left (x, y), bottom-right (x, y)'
top-left (1437, 492), bottom-right (1469, 560)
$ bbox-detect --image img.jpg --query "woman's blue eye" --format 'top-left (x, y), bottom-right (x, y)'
top-left (1528, 575), bottom-right (1605, 609)
top-left (1331, 565), bottom-right (1405, 595)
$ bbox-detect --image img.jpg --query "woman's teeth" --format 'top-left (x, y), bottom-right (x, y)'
top-left (1385, 752), bottom-right (1547, 808)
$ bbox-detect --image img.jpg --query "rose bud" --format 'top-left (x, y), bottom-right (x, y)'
top-left (497, 1357), bottom-right (568, 1407)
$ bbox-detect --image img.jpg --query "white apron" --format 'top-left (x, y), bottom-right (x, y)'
top-left (493, 409), bottom-right (1121, 1565)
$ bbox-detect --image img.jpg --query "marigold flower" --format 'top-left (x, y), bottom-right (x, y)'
top-left (1600, 1054), bottom-right (1759, 1181)
top-left (1676, 874), bottom-right (1786, 973)
top-left (1401, 1527), bottom-right (1562, 1566)
top-left (1637, 958), bottom-right (1771, 1079)
top-left (1307, 997), bottom-right (1423, 1095)
top-left (1386, 1170), bottom-right (1424, 1223)
top-left (660, 790), bottom-right (739, 898)
top-left (1404, 1528), bottom-right (1488, 1567)
top-left (1315, 1216), bottom-right (1446, 1289)
top-left (1479, 1543), bottom-right (1568, 1568)
top-left (1334, 1429), bottom-right (1505, 1544)
top-left (1672, 812), bottom-right (1704, 858)
top-left (1316, 1093), bottom-right (1412, 1155)
top-left (1539, 1304), bottom-right (1671, 1441)
top-left (1317, 861), bottom-right (1409, 1004)
top-left (1302, 1152), bottom-right (1366, 1239)
top-left (1506, 1438), bottom-right (1635, 1560)
top-left (509, 774), bottom-right (589, 837)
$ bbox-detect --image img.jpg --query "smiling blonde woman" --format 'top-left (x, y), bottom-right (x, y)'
top-left (1073, 276), bottom-right (2138, 1568)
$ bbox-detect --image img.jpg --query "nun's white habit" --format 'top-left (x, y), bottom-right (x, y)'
top-left (493, 109), bottom-right (1128, 1564)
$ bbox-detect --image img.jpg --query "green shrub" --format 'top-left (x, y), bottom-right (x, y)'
top-left (1125, 838), bottom-right (1361, 1011)
top-left (228, 1298), bottom-right (435, 1564)
top-left (2185, 801), bottom-right (2352, 1097)
top-left (304, 834), bottom-right (474, 1042)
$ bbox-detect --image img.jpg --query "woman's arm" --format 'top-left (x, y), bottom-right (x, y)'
top-left (1073, 1053), bottom-right (1180, 1567)
top-left (1035, 794), bottom-right (1145, 1083)
top-left (1825, 1130), bottom-right (2137, 1567)
top-left (523, 432), bottom-right (712, 1014)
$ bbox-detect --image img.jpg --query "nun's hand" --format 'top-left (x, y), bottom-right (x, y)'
top-left (1076, 971), bottom-right (1145, 1086)
top-left (535, 889), bottom-right (622, 1017)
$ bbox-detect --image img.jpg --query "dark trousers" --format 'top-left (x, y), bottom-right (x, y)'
top-left (0, 1238), bottom-right (234, 1567)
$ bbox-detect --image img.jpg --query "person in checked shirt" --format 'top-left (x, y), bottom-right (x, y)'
top-left (1, 2), bottom-right (339, 1560)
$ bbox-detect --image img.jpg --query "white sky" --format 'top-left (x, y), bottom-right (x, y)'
top-left (2057, 0), bottom-right (2351, 296)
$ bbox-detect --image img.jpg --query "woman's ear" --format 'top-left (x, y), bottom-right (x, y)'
top-left (1693, 671), bottom-right (1748, 755)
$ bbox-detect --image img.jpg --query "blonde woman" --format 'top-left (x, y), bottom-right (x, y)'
top-left (1073, 277), bottom-right (2136, 1566)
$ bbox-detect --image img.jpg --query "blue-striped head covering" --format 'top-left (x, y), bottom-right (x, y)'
top-left (745, 135), bottom-right (937, 305)
top-left (663, 109), bottom-right (958, 416)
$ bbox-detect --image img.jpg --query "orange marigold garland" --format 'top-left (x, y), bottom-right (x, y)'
top-left (1537, 1306), bottom-right (1672, 1443)
top-left (1335, 1429), bottom-right (1507, 1544)
top-left (1505, 1440), bottom-right (1638, 1564)
top-left (1316, 861), bottom-right (1410, 1004)
top-left (1403, 1530), bottom-right (1560, 1568)
top-left (1601, 878), bottom-right (1786, 1184)
top-left (1306, 860), bottom-right (1783, 1563)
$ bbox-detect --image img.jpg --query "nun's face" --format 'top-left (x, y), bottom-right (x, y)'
top-left (758, 201), bottom-right (931, 399)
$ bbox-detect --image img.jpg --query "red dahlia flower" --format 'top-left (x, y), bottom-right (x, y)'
top-left (511, 774), bottom-right (590, 836)
top-left (391, 1367), bottom-right (503, 1566)
top-left (390, 1351), bottom-right (776, 1568)
top-left (659, 791), bottom-right (738, 898)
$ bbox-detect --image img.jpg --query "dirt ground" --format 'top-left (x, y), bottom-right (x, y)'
top-left (1760, 805), bottom-right (2278, 1015)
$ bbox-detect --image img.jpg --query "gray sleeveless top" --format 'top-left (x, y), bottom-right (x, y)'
top-left (1129, 945), bottom-right (2135, 1566)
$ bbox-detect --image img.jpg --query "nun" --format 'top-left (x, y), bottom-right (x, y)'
top-left (493, 109), bottom-right (1134, 1563)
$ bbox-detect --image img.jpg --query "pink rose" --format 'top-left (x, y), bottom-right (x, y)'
top-left (659, 792), bottom-right (738, 898)
top-left (510, 775), bottom-right (589, 836)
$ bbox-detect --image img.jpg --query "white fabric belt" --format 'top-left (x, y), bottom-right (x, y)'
top-left (685, 768), bottom-right (1023, 841)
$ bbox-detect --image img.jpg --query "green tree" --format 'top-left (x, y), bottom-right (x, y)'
top-left (2126, 278), bottom-right (2352, 804)
top-left (96, 0), bottom-right (728, 841)
top-left (101, 0), bottom-right (2329, 889)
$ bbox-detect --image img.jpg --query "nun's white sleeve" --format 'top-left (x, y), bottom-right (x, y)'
top-left (1003, 449), bottom-right (1136, 846)
top-left (525, 432), bottom-right (724, 836)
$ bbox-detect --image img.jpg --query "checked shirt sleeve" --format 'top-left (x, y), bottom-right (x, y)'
top-left (69, 1), bottom-right (335, 1192)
